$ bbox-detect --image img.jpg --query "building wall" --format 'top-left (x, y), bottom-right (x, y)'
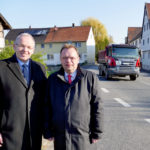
top-left (0, 22), bottom-right (5, 50)
top-left (141, 8), bottom-right (150, 71)
top-left (142, 50), bottom-right (150, 70)
top-left (130, 38), bottom-right (141, 49)
top-left (141, 10), bottom-right (150, 51)
top-left (86, 28), bottom-right (95, 64)
top-left (35, 42), bottom-right (88, 65)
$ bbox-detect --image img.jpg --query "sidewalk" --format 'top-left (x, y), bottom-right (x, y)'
top-left (42, 138), bottom-right (54, 150)
top-left (140, 68), bottom-right (150, 74)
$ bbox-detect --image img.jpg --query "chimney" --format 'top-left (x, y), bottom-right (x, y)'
top-left (54, 25), bottom-right (58, 31)
top-left (72, 23), bottom-right (75, 27)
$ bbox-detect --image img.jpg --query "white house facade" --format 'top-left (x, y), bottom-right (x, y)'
top-left (44, 25), bottom-right (95, 66)
top-left (141, 3), bottom-right (150, 71)
top-left (86, 27), bottom-right (95, 64)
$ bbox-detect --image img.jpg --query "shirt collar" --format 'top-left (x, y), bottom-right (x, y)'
top-left (65, 70), bottom-right (77, 77)
top-left (17, 58), bottom-right (30, 66)
top-left (64, 70), bottom-right (77, 81)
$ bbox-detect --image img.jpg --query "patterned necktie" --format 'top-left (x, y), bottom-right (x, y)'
top-left (68, 74), bottom-right (72, 84)
top-left (22, 64), bottom-right (29, 85)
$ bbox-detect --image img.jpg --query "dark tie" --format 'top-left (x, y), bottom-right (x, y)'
top-left (68, 74), bottom-right (72, 84)
top-left (22, 64), bottom-right (29, 85)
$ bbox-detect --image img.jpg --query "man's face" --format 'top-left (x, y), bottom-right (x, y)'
top-left (60, 48), bottom-right (79, 74)
top-left (13, 35), bottom-right (35, 62)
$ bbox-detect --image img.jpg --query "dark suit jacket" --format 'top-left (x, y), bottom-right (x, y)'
top-left (0, 54), bottom-right (47, 150)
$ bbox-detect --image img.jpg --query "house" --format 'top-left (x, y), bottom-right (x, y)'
top-left (130, 29), bottom-right (142, 48)
top-left (5, 27), bottom-right (50, 48)
top-left (44, 25), bottom-right (95, 65)
top-left (0, 13), bottom-right (12, 50)
top-left (141, 3), bottom-right (150, 71)
top-left (125, 27), bottom-right (142, 48)
top-left (6, 25), bottom-right (95, 66)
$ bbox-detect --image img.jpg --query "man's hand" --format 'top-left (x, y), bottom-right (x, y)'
top-left (0, 133), bottom-right (3, 147)
top-left (92, 138), bottom-right (98, 144)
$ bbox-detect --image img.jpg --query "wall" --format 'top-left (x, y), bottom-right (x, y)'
top-left (35, 42), bottom-right (88, 65)
top-left (86, 28), bottom-right (95, 64)
top-left (141, 8), bottom-right (150, 70)
top-left (0, 22), bottom-right (5, 49)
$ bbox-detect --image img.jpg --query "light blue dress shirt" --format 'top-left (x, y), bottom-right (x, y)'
top-left (64, 70), bottom-right (77, 82)
top-left (17, 58), bottom-right (30, 84)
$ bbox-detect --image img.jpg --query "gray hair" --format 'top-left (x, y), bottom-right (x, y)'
top-left (14, 33), bottom-right (35, 48)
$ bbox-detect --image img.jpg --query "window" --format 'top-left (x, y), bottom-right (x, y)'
top-left (148, 38), bottom-right (149, 44)
top-left (143, 52), bottom-right (145, 59)
top-left (148, 51), bottom-right (150, 59)
top-left (135, 40), bottom-right (137, 46)
top-left (67, 41), bottom-right (72, 44)
top-left (75, 42), bottom-right (81, 48)
top-left (49, 43), bottom-right (52, 48)
top-left (108, 47), bottom-right (112, 56)
top-left (47, 54), bottom-right (54, 60)
top-left (145, 10), bottom-right (147, 16)
top-left (143, 39), bottom-right (145, 45)
top-left (41, 44), bottom-right (44, 48)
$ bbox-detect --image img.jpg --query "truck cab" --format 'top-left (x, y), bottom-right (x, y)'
top-left (98, 44), bottom-right (140, 80)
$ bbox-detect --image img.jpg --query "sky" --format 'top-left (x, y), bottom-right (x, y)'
top-left (1, 0), bottom-right (149, 43)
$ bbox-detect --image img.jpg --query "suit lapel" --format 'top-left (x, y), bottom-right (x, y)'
top-left (7, 55), bottom-right (28, 88)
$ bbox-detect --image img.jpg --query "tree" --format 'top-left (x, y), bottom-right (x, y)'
top-left (81, 17), bottom-right (113, 60)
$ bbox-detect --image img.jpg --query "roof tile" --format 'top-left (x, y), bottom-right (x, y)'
top-left (45, 26), bottom-right (91, 43)
top-left (127, 27), bottom-right (142, 43)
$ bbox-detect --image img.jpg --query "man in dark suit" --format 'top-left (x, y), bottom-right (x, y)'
top-left (0, 33), bottom-right (47, 150)
top-left (44, 44), bottom-right (103, 150)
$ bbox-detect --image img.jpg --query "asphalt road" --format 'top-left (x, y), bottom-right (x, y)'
top-left (86, 65), bottom-right (150, 150)
top-left (42, 65), bottom-right (150, 150)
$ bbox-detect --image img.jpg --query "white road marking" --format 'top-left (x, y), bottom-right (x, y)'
top-left (145, 119), bottom-right (150, 124)
top-left (114, 98), bottom-right (131, 107)
top-left (101, 88), bottom-right (109, 93)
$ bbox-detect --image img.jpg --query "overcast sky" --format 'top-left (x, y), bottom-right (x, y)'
top-left (1, 0), bottom-right (149, 43)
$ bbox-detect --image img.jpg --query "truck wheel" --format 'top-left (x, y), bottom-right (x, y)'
top-left (99, 68), bottom-right (102, 76)
top-left (105, 69), bottom-right (111, 80)
top-left (130, 75), bottom-right (136, 81)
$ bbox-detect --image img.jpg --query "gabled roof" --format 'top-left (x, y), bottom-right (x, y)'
top-left (130, 30), bottom-right (142, 43)
top-left (145, 3), bottom-right (150, 20)
top-left (141, 3), bottom-right (150, 39)
top-left (127, 27), bottom-right (142, 43)
top-left (5, 28), bottom-right (50, 43)
top-left (0, 13), bottom-right (12, 29)
top-left (45, 26), bottom-right (91, 43)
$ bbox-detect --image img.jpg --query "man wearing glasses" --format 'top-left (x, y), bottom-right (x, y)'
top-left (0, 33), bottom-right (46, 150)
top-left (44, 44), bottom-right (103, 150)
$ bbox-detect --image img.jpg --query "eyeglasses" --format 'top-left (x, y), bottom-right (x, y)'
top-left (62, 57), bottom-right (78, 61)
top-left (16, 44), bottom-right (34, 50)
